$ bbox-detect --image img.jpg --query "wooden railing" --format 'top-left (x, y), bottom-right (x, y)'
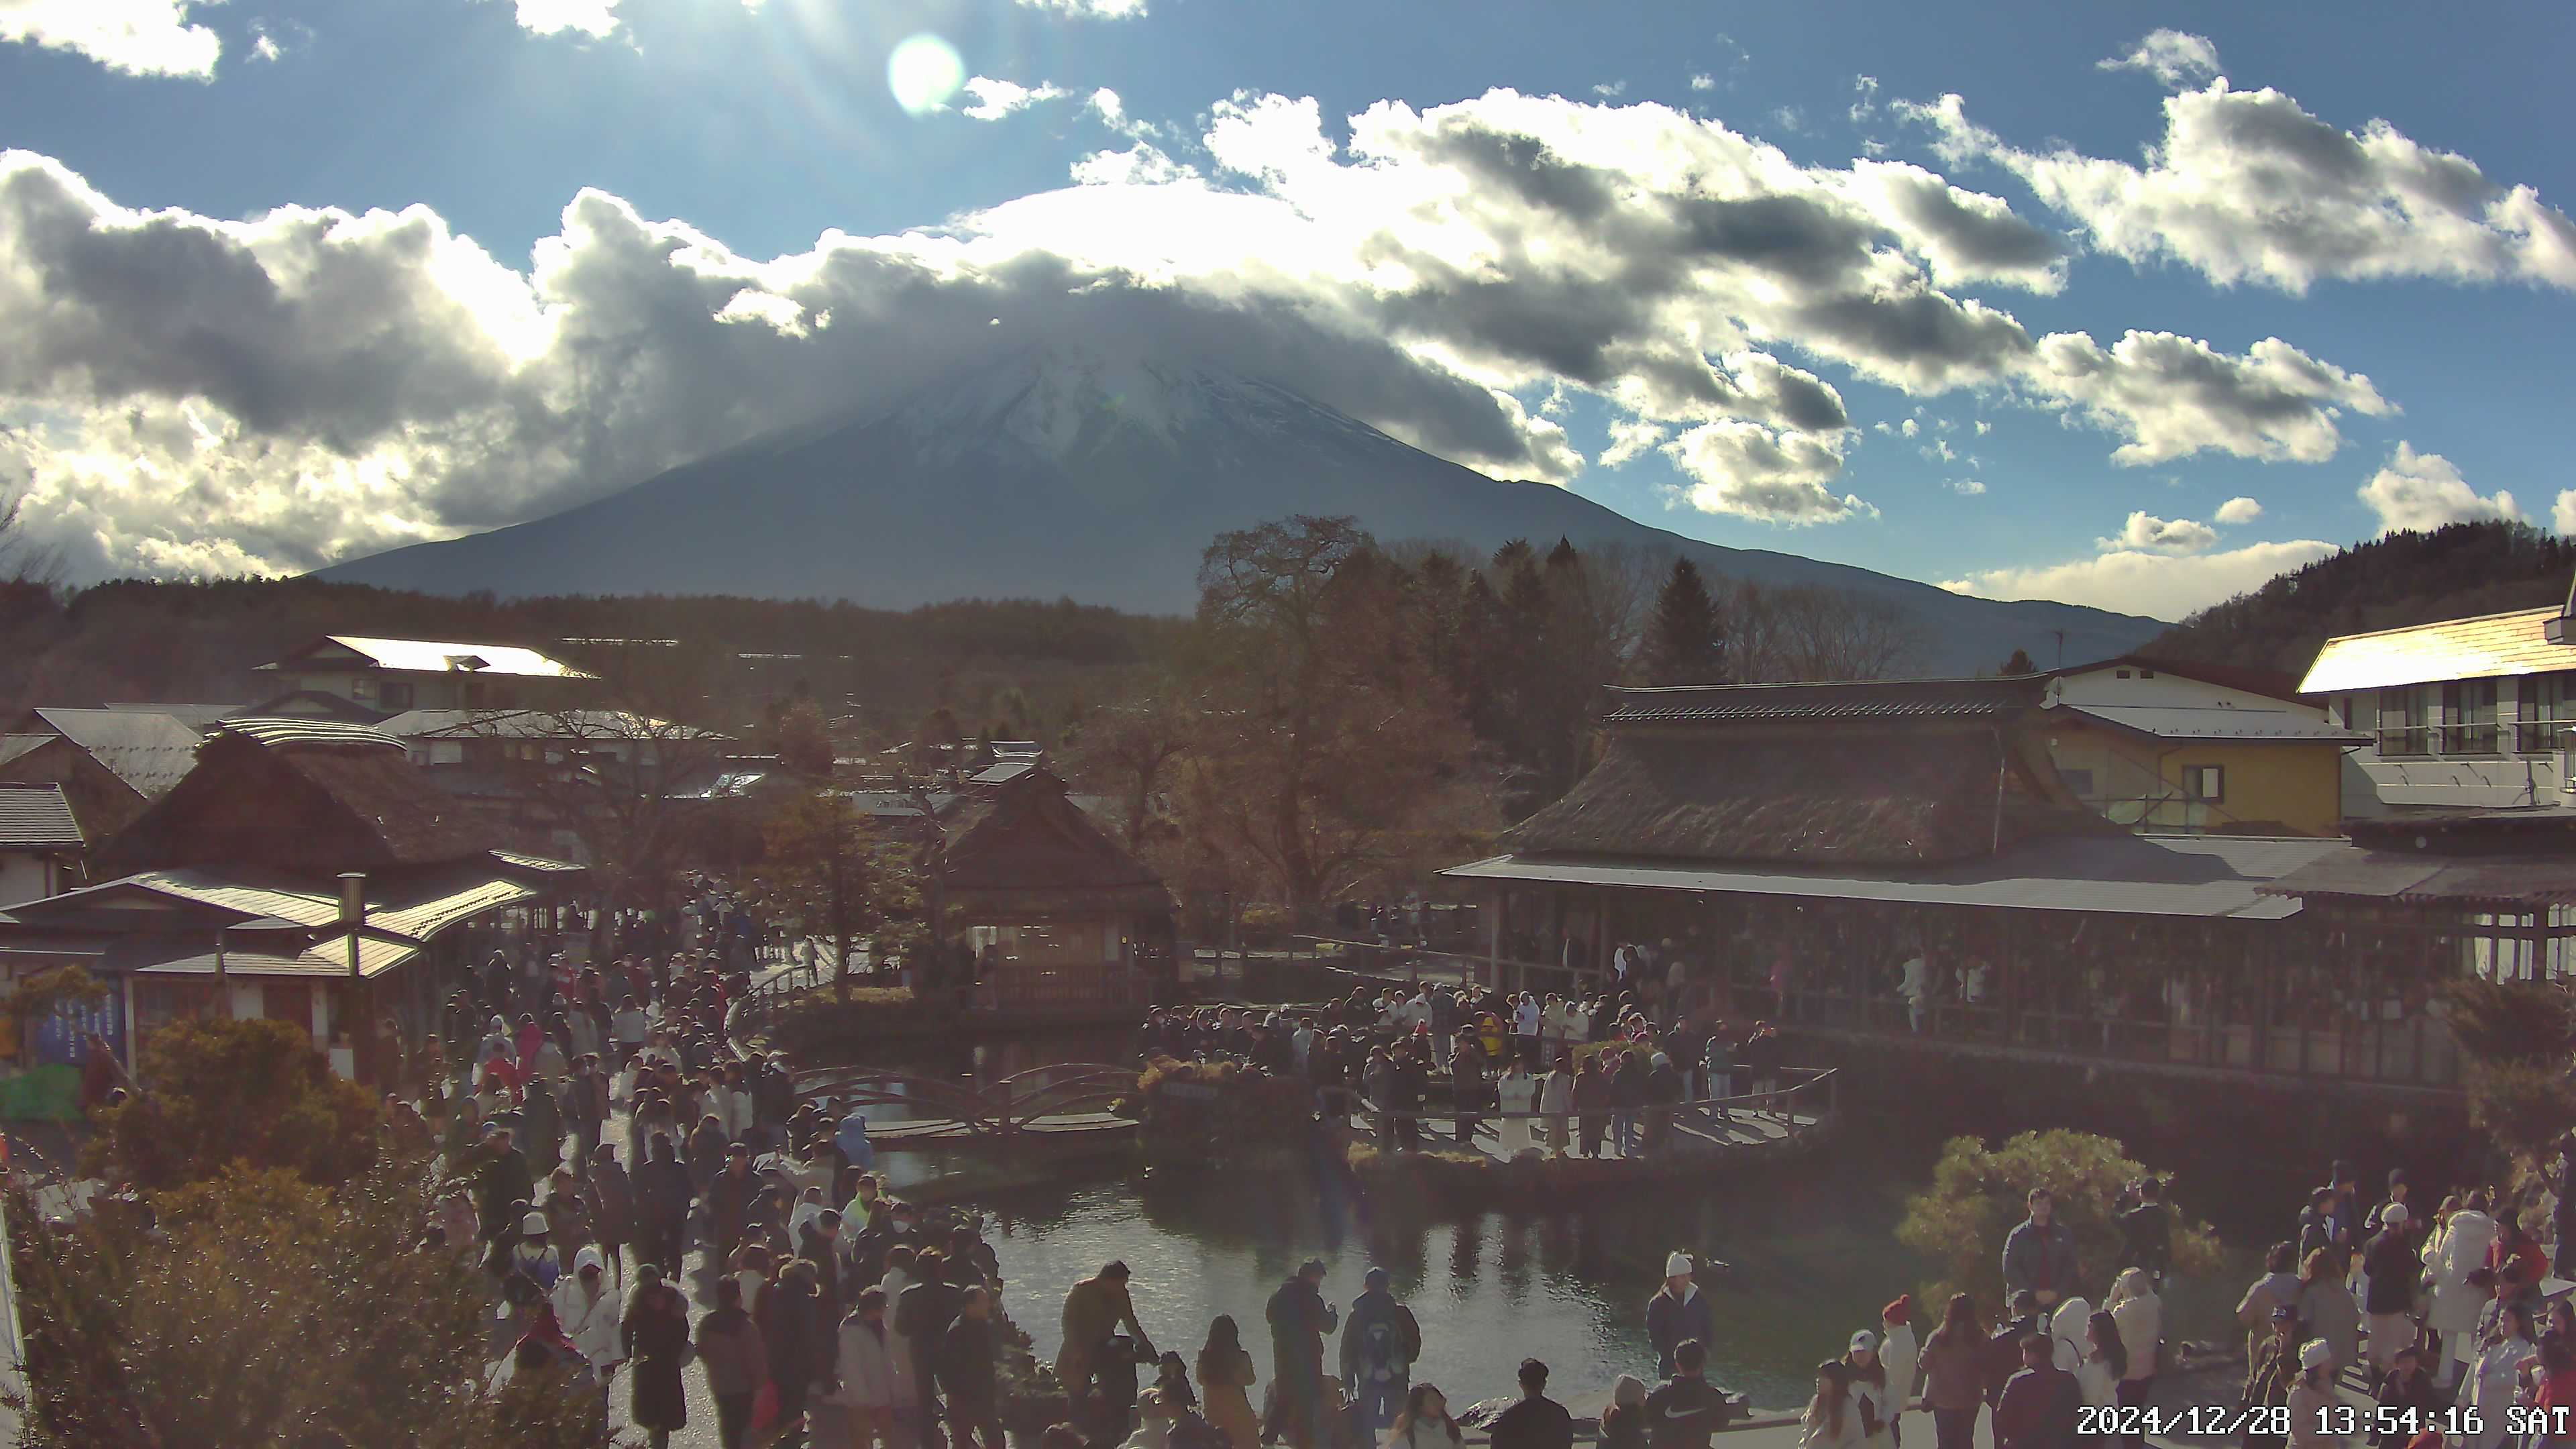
top-left (1338, 1066), bottom-right (1839, 1149)
top-left (790, 1063), bottom-right (1138, 1136)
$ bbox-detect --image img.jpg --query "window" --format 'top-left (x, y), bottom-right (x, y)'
top-left (2182, 765), bottom-right (2224, 802)
top-left (2378, 686), bottom-right (2430, 756)
top-left (2445, 679), bottom-right (2499, 754)
top-left (2518, 672), bottom-right (2576, 754)
top-left (379, 680), bottom-right (414, 710)
top-left (2059, 767), bottom-right (2098, 798)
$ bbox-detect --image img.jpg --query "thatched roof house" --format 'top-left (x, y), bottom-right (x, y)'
top-left (936, 767), bottom-right (1171, 1016)
top-left (1503, 678), bottom-right (2111, 867)
top-left (95, 718), bottom-right (487, 878)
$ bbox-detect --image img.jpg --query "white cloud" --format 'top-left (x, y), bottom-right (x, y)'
top-left (1949, 478), bottom-right (1986, 496)
top-left (2027, 330), bottom-right (2390, 465)
top-left (0, 84), bottom-right (2404, 577)
top-left (2096, 30), bottom-right (2221, 89)
top-left (2100, 510), bottom-right (2220, 555)
top-left (1688, 74), bottom-right (1716, 93)
top-left (961, 76), bottom-right (1071, 121)
top-left (1899, 418), bottom-right (1919, 437)
top-left (513, 0), bottom-right (622, 39)
top-left (1769, 106), bottom-right (1807, 134)
top-left (2557, 491), bottom-right (2576, 537)
top-left (1945, 539), bottom-right (2337, 620)
top-left (1849, 74), bottom-right (1881, 124)
top-left (1907, 82), bottom-right (2576, 294)
top-left (1920, 438), bottom-right (1956, 464)
top-left (0, 0), bottom-right (219, 77)
top-left (1662, 422), bottom-right (1868, 523)
top-left (1973, 419), bottom-right (1990, 435)
top-left (1014, 0), bottom-right (1147, 15)
top-left (2214, 495), bottom-right (2263, 524)
top-left (2358, 442), bottom-right (2520, 533)
top-left (1599, 419), bottom-right (1668, 468)
top-left (248, 28), bottom-right (280, 62)
top-left (1593, 81), bottom-right (1627, 99)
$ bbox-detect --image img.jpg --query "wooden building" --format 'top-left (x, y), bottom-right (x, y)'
top-left (1438, 677), bottom-right (2489, 1099)
top-left (0, 718), bottom-right (584, 1083)
top-left (0, 708), bottom-right (203, 844)
top-left (938, 767), bottom-right (1173, 1016)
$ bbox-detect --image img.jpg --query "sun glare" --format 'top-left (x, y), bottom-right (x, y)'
top-left (887, 32), bottom-right (965, 116)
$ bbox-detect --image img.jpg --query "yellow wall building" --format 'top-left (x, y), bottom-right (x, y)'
top-left (2036, 657), bottom-right (2365, 837)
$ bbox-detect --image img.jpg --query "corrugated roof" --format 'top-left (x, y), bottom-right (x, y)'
top-left (1441, 833), bottom-right (2339, 919)
top-left (2055, 702), bottom-right (2369, 743)
top-left (368, 875), bottom-right (535, 940)
top-left (26, 708), bottom-right (201, 798)
top-left (131, 933), bottom-right (418, 980)
top-left (377, 708), bottom-right (718, 741)
top-left (971, 761), bottom-right (1034, 786)
top-left (0, 786), bottom-right (82, 851)
top-left (0, 737), bottom-right (50, 771)
top-left (490, 849), bottom-right (587, 876)
top-left (2299, 606), bottom-right (2576, 694)
top-left (85, 869), bottom-right (345, 926)
top-left (209, 717), bottom-right (406, 751)
top-left (1603, 676), bottom-right (2042, 724)
top-left (258, 635), bottom-right (598, 680)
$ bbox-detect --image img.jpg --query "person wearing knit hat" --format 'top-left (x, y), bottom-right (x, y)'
top-left (2363, 1200), bottom-right (2420, 1380)
top-left (1647, 1253), bottom-right (1714, 1379)
top-left (1878, 1296), bottom-right (1919, 1444)
top-left (503, 1208), bottom-right (561, 1316)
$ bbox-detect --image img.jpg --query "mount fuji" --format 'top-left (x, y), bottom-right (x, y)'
top-left (318, 345), bottom-right (2162, 672)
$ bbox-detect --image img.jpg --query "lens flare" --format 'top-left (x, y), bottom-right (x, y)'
top-left (887, 33), bottom-right (965, 116)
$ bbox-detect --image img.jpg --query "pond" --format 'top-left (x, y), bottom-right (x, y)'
top-left (847, 1033), bottom-right (2269, 1414)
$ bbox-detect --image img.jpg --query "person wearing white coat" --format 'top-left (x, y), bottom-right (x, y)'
top-left (1495, 1064), bottom-right (1539, 1157)
top-left (552, 1246), bottom-right (627, 1379)
top-left (818, 1287), bottom-right (914, 1449)
top-left (2048, 1298), bottom-right (2092, 1375)
top-left (2105, 1267), bottom-right (2161, 1427)
top-left (2428, 1195), bottom-right (2499, 1387)
top-left (1876, 1297), bottom-right (1919, 1442)
top-left (2458, 1308), bottom-right (2537, 1449)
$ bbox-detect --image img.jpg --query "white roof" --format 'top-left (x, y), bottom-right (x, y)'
top-left (263, 636), bottom-right (597, 680)
top-left (2057, 702), bottom-right (2369, 743)
top-left (2300, 606), bottom-right (2575, 694)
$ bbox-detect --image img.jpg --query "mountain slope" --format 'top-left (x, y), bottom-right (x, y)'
top-left (2149, 521), bottom-right (2576, 677)
top-left (319, 345), bottom-right (2161, 674)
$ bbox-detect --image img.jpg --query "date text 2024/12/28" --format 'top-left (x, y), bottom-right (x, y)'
top-left (2077, 1405), bottom-right (2550, 1439)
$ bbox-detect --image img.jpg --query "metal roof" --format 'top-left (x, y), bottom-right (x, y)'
top-left (99, 703), bottom-right (244, 733)
top-left (0, 786), bottom-right (82, 851)
top-left (26, 708), bottom-right (201, 798)
top-left (209, 717), bottom-right (406, 751)
top-left (2299, 605), bottom-right (2576, 695)
top-left (842, 791), bottom-right (958, 818)
top-left (131, 932), bottom-right (419, 981)
top-left (377, 708), bottom-right (716, 741)
top-left (258, 635), bottom-right (598, 680)
top-left (971, 761), bottom-right (1035, 786)
top-left (36, 869), bottom-right (347, 927)
top-left (1440, 833), bottom-right (2342, 919)
top-left (490, 849), bottom-right (588, 876)
top-left (2053, 702), bottom-right (2370, 743)
top-left (0, 737), bottom-right (50, 771)
top-left (2261, 844), bottom-right (2576, 906)
top-left (368, 875), bottom-right (535, 940)
top-left (1603, 676), bottom-right (2041, 724)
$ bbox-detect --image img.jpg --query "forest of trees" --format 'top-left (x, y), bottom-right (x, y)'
top-left (2149, 521), bottom-right (2576, 678)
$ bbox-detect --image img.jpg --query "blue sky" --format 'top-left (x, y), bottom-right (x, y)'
top-left (3, 0), bottom-right (2571, 619)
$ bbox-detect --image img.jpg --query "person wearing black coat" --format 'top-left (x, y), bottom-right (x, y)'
top-left (899, 1250), bottom-right (966, 1444)
top-left (631, 1133), bottom-right (696, 1277)
top-left (940, 1286), bottom-right (1006, 1449)
top-left (476, 1126), bottom-right (537, 1244)
top-left (622, 1265), bottom-right (693, 1447)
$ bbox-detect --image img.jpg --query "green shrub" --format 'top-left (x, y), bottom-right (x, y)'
top-left (1896, 1129), bottom-right (2223, 1312)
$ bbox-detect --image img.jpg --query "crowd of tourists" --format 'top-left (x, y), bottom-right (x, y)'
top-left (1138, 978), bottom-right (1791, 1157)
top-left (2224, 1152), bottom-right (2576, 1449)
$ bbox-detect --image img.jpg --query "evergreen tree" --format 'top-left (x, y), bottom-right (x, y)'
top-left (1999, 647), bottom-right (2037, 676)
top-left (1640, 557), bottom-right (1727, 685)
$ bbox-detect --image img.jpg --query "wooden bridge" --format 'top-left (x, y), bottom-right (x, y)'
top-left (792, 1063), bottom-right (1140, 1152)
